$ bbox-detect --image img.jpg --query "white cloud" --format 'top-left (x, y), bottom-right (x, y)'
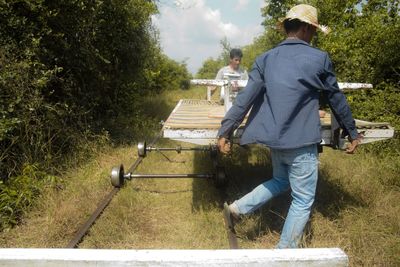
top-left (235, 0), bottom-right (250, 11)
top-left (152, 0), bottom-right (263, 74)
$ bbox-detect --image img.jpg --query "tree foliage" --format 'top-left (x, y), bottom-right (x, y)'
top-left (196, 57), bottom-right (222, 79)
top-left (0, 0), bottom-right (190, 229)
top-left (198, 0), bottom-right (400, 130)
top-left (195, 38), bottom-right (234, 79)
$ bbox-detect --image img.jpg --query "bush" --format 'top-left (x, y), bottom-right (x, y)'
top-left (0, 0), bottom-right (191, 229)
top-left (0, 164), bottom-right (58, 230)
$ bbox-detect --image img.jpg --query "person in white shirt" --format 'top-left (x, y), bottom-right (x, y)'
top-left (208, 48), bottom-right (248, 101)
top-left (215, 48), bottom-right (248, 80)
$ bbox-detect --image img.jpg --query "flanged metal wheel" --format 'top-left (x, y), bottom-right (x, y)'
top-left (110, 164), bottom-right (125, 187)
top-left (138, 141), bottom-right (147, 158)
top-left (214, 166), bottom-right (228, 188)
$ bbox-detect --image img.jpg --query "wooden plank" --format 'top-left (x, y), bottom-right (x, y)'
top-left (165, 124), bottom-right (221, 129)
top-left (207, 106), bottom-right (225, 118)
top-left (164, 99), bottom-right (392, 133)
top-left (355, 119), bottom-right (390, 128)
top-left (338, 82), bottom-right (373, 90)
top-left (191, 79), bottom-right (373, 91)
top-left (164, 99), bottom-right (222, 129)
top-left (191, 79), bottom-right (248, 87)
top-left (0, 248), bottom-right (349, 267)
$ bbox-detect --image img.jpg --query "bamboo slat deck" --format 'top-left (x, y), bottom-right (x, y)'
top-left (163, 99), bottom-right (394, 147)
top-left (163, 99), bottom-right (230, 129)
top-left (163, 99), bottom-right (332, 130)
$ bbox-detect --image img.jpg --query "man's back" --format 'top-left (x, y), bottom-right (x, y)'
top-left (238, 39), bottom-right (329, 148)
top-left (219, 36), bottom-right (357, 150)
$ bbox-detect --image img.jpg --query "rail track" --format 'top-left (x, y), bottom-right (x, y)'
top-left (66, 132), bottom-right (240, 249)
top-left (66, 132), bottom-right (161, 248)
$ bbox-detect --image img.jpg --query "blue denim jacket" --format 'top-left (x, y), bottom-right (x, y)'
top-left (217, 39), bottom-right (358, 149)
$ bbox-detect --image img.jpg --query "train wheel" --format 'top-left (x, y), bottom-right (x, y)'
top-left (110, 164), bottom-right (125, 188)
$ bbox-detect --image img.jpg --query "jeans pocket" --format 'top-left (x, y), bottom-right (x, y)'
top-left (291, 152), bottom-right (318, 179)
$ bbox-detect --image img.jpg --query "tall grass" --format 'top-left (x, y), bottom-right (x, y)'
top-left (0, 130), bottom-right (110, 231)
top-left (0, 86), bottom-right (398, 266)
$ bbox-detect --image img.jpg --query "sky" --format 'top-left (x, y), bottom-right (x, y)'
top-left (152, 0), bottom-right (266, 74)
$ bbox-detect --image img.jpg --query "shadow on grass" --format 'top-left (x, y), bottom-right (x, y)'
top-left (303, 166), bottom-right (366, 246)
top-left (192, 144), bottom-right (366, 242)
top-left (139, 93), bottom-right (177, 123)
top-left (190, 149), bottom-right (224, 212)
top-left (314, 167), bottom-right (365, 219)
top-left (105, 90), bottom-right (176, 144)
top-left (191, 144), bottom-right (285, 226)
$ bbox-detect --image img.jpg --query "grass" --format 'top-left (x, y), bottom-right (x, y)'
top-left (0, 145), bottom-right (131, 247)
top-left (0, 86), bottom-right (399, 266)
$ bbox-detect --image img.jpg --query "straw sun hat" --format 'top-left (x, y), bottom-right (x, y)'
top-left (278, 4), bottom-right (331, 34)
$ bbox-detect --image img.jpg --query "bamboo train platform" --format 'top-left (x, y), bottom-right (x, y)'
top-left (163, 99), bottom-right (394, 147)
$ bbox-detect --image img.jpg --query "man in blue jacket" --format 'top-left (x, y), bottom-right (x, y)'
top-left (219, 4), bottom-right (362, 248)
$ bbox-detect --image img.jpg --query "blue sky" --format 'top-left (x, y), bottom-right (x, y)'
top-left (152, 0), bottom-right (266, 74)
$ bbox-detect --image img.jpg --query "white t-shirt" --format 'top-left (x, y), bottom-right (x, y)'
top-left (215, 66), bottom-right (248, 80)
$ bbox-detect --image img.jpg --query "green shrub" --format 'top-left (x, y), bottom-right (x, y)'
top-left (0, 164), bottom-right (58, 230)
top-left (0, 0), bottom-right (191, 231)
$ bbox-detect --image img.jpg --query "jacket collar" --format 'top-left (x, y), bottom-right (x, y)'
top-left (278, 39), bottom-right (310, 46)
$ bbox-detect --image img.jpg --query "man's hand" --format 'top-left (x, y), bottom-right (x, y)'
top-left (346, 133), bottom-right (364, 154)
top-left (218, 137), bottom-right (231, 154)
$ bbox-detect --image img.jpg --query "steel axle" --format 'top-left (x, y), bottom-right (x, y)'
top-left (110, 164), bottom-right (227, 188)
top-left (137, 141), bottom-right (217, 158)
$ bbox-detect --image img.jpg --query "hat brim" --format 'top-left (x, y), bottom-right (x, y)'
top-left (277, 17), bottom-right (331, 34)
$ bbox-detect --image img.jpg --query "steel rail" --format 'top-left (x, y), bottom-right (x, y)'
top-left (66, 129), bottom-right (239, 250)
top-left (226, 225), bottom-right (239, 249)
top-left (222, 181), bottom-right (239, 249)
top-left (66, 187), bottom-right (120, 248)
top-left (66, 132), bottom-right (162, 248)
top-left (220, 164), bottom-right (246, 249)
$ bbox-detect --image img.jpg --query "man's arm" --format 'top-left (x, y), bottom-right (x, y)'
top-left (321, 54), bottom-right (362, 153)
top-left (217, 58), bottom-right (265, 152)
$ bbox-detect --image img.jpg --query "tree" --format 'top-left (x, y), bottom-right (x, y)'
top-left (0, 0), bottom-right (191, 229)
top-left (258, 0), bottom-right (400, 128)
top-left (196, 58), bottom-right (223, 79)
top-left (195, 38), bottom-right (233, 78)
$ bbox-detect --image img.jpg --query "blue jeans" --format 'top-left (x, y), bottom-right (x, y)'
top-left (233, 144), bottom-right (319, 248)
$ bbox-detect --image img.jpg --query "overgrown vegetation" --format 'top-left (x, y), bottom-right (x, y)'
top-left (0, 0), bottom-right (191, 230)
top-left (1, 2), bottom-right (399, 265)
top-left (0, 87), bottom-right (398, 266)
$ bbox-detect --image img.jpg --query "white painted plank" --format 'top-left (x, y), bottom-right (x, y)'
top-left (337, 82), bottom-right (373, 90)
top-left (191, 79), bottom-right (373, 90)
top-left (191, 79), bottom-right (247, 87)
top-left (0, 248), bottom-right (348, 267)
top-left (163, 127), bottom-right (394, 146)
